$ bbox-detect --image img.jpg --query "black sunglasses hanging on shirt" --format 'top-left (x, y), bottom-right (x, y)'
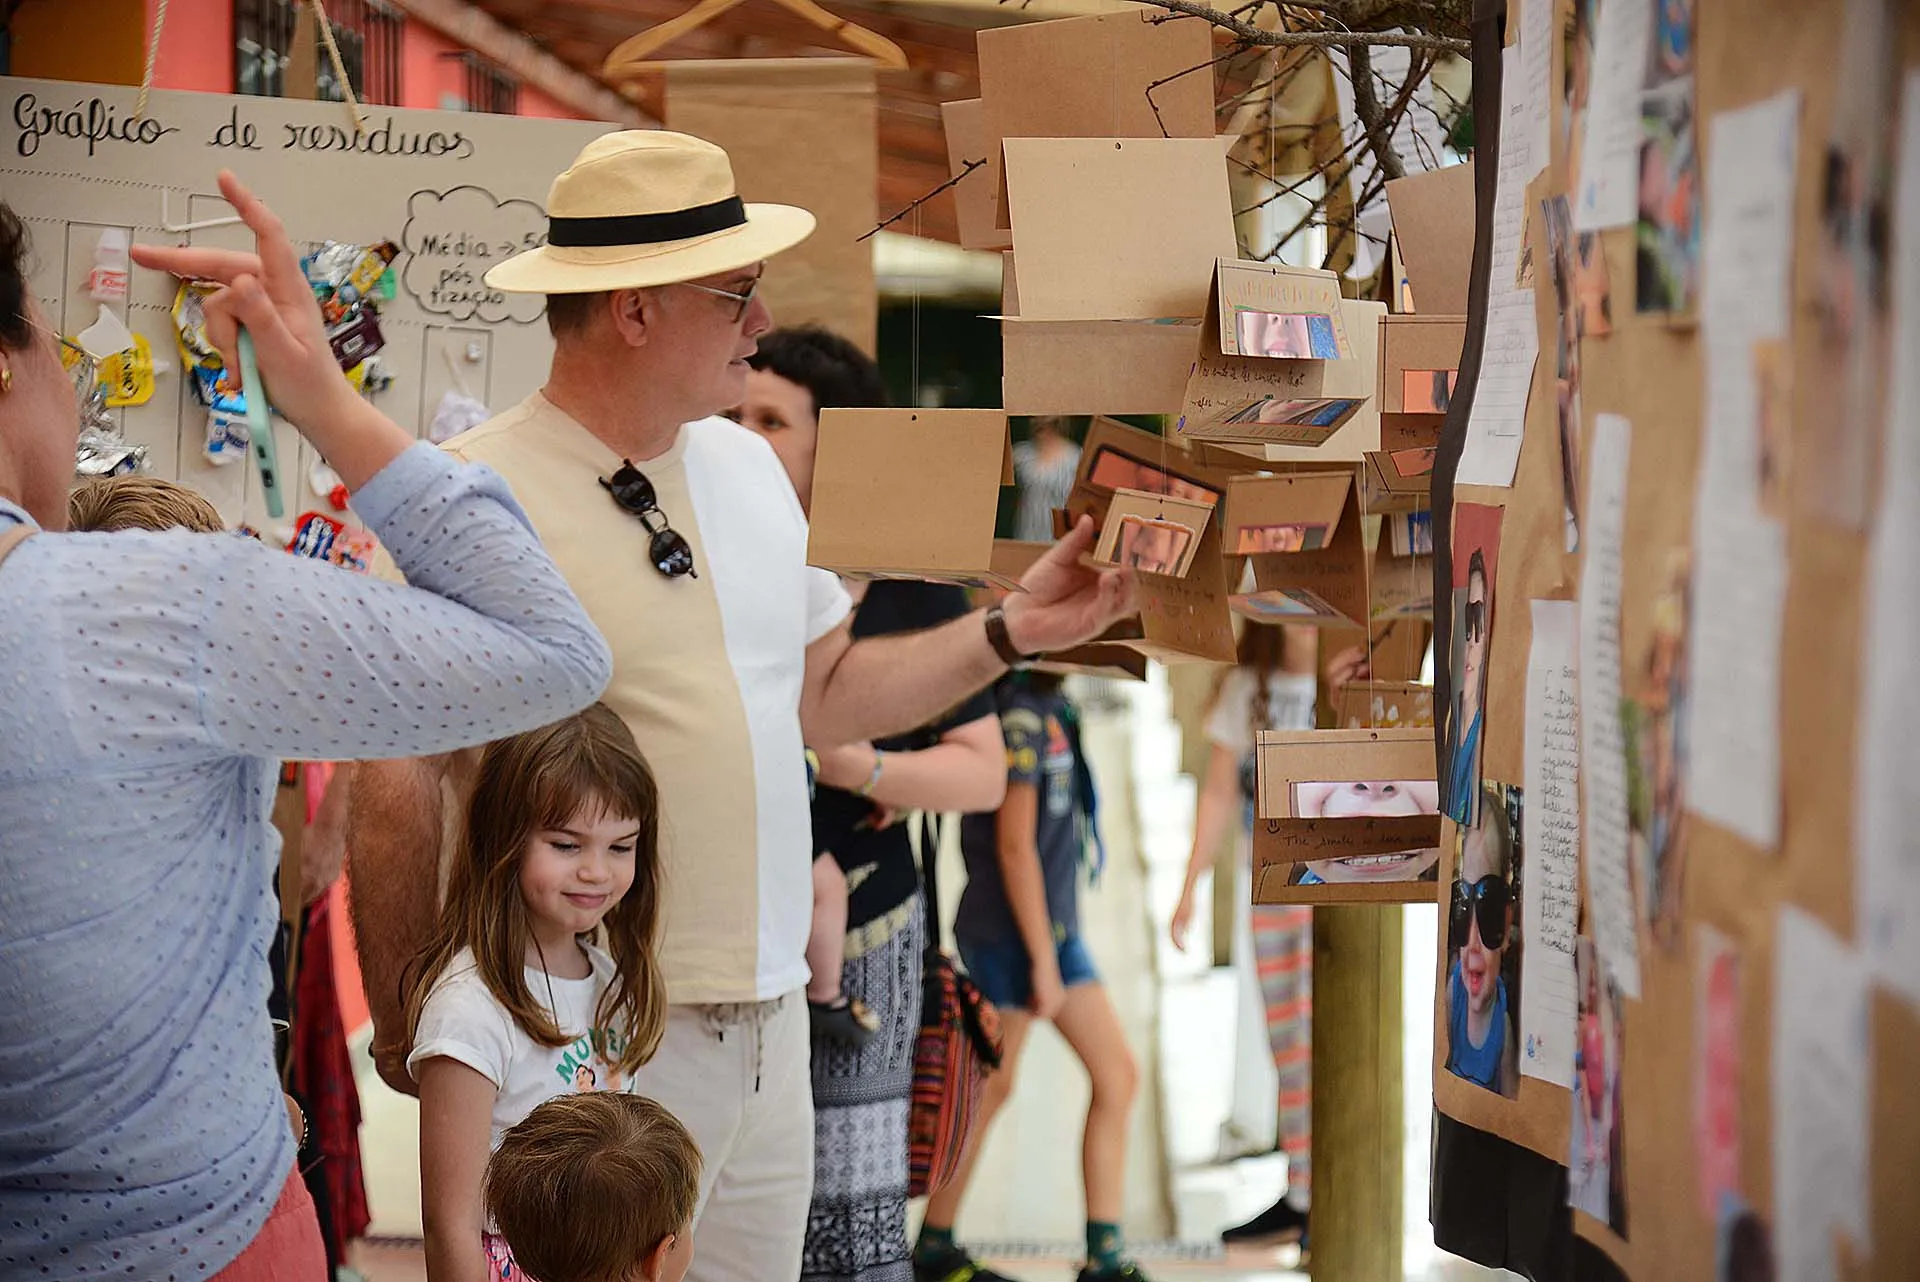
top-left (599, 461), bottom-right (698, 580)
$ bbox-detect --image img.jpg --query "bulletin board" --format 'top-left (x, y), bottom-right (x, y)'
top-left (0, 76), bottom-right (611, 531)
top-left (1427, 0), bottom-right (1920, 1278)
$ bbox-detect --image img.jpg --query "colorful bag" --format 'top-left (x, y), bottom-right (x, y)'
top-left (907, 813), bottom-right (1004, 1198)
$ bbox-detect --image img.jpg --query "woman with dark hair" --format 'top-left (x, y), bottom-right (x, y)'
top-left (736, 326), bottom-right (1007, 1282)
top-left (0, 177), bottom-right (611, 1278)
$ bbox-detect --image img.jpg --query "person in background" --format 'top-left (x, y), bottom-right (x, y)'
top-left (485, 1092), bottom-right (701, 1282)
top-left (916, 669), bottom-right (1145, 1282)
top-left (1169, 624), bottom-right (1368, 1250)
top-left (0, 174), bottom-right (613, 1279)
top-left (348, 132), bottom-right (1133, 1282)
top-left (1012, 416), bottom-right (1081, 544)
top-left (735, 325), bottom-right (1006, 1282)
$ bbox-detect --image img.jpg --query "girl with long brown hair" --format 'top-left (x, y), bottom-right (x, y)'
top-left (404, 703), bottom-right (669, 1282)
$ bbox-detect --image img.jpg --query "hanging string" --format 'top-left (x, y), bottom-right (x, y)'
top-left (133, 0), bottom-right (170, 121)
top-left (309, 0), bottom-right (368, 138)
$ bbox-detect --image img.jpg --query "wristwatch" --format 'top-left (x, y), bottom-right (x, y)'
top-left (983, 605), bottom-right (1030, 666)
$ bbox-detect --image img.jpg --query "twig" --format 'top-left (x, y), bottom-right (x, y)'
top-left (859, 159), bottom-right (986, 243)
top-left (1134, 0), bottom-right (1470, 54)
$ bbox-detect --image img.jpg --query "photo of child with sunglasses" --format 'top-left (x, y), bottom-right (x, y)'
top-left (1445, 781), bottom-right (1524, 1098)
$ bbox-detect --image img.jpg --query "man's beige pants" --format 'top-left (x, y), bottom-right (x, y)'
top-left (626, 992), bottom-right (815, 1282)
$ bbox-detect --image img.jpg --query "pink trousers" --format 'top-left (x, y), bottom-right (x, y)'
top-left (212, 1169), bottom-right (328, 1281)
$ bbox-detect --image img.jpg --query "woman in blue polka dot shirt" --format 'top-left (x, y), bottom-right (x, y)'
top-left (0, 173), bottom-right (613, 1279)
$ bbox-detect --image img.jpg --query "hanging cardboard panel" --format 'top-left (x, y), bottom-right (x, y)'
top-left (1075, 417), bottom-right (1236, 509)
top-left (1001, 246), bottom-right (1196, 415)
top-left (1187, 299), bottom-right (1388, 464)
top-left (1001, 137), bottom-right (1235, 322)
top-left (1379, 314), bottom-right (1467, 415)
top-left (1093, 487), bottom-right (1214, 578)
top-left (807, 408), bottom-right (1016, 588)
top-left (1236, 487), bottom-right (1370, 627)
top-left (1363, 449), bottom-right (1436, 513)
top-left (1222, 471), bottom-right (1353, 556)
top-left (1333, 680), bottom-right (1438, 730)
top-left (667, 59), bottom-right (877, 353)
top-left (1064, 483), bottom-right (1235, 663)
top-left (1386, 160), bottom-right (1475, 317)
top-left (939, 98), bottom-right (1009, 253)
top-left (1178, 265), bottom-right (1381, 443)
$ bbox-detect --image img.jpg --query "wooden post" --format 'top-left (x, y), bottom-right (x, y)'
top-left (1309, 905), bottom-right (1404, 1280)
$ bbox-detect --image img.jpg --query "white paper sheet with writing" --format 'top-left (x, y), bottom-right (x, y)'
top-left (1459, 43), bottom-right (1541, 489)
top-left (1521, 599), bottom-right (1580, 1085)
top-left (1578, 413), bottom-right (1641, 997)
top-left (1854, 71), bottom-right (1920, 1011)
top-left (1574, 0), bottom-right (1655, 230)
top-left (1520, 0), bottom-right (1554, 177)
top-left (1684, 90), bottom-right (1801, 852)
top-left (1772, 906), bottom-right (1871, 1282)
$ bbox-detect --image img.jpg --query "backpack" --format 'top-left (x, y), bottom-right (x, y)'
top-left (906, 812), bottom-right (1004, 1198)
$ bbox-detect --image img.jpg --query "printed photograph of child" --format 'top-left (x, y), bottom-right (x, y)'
top-left (1445, 781), bottom-right (1524, 1098)
top-left (1286, 780), bottom-right (1442, 885)
top-left (1570, 934), bottom-right (1628, 1235)
top-left (1443, 505), bottom-right (1504, 825)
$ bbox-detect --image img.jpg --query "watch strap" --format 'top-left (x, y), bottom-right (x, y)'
top-left (984, 605), bottom-right (1028, 666)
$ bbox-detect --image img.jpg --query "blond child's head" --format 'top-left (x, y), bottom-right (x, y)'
top-left (486, 1092), bottom-right (701, 1282)
top-left (67, 475), bottom-right (224, 534)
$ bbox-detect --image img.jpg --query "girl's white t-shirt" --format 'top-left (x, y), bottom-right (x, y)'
top-left (1205, 667), bottom-right (1319, 753)
top-left (408, 944), bottom-right (632, 1150)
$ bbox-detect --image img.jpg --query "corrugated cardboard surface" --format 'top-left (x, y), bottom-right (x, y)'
top-left (667, 59), bottom-right (877, 353)
top-left (1003, 138), bottom-right (1236, 321)
top-left (808, 409), bottom-right (1010, 581)
top-left (1429, 4), bottom-right (1920, 1278)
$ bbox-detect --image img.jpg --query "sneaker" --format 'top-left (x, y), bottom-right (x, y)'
top-left (808, 994), bottom-right (880, 1048)
top-left (1076, 1263), bottom-right (1153, 1282)
top-left (912, 1246), bottom-right (1019, 1282)
top-left (1220, 1196), bottom-right (1308, 1246)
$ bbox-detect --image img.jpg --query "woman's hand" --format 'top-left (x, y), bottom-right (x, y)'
top-left (128, 171), bottom-right (411, 490)
top-left (1170, 885), bottom-right (1197, 952)
top-left (1322, 643), bottom-right (1371, 692)
top-left (1030, 957), bottom-right (1067, 1021)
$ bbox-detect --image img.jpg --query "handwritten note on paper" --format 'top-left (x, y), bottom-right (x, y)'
top-left (1520, 0), bottom-right (1554, 178)
top-left (1702, 91), bottom-right (1804, 350)
top-left (1521, 599), bottom-right (1580, 1086)
top-left (1579, 414), bottom-right (1642, 998)
top-left (1773, 906), bottom-right (1871, 1282)
top-left (1574, 0), bottom-right (1655, 230)
top-left (1855, 71), bottom-right (1920, 1013)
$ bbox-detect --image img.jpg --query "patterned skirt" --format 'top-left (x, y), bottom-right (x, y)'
top-left (801, 894), bottom-right (926, 1282)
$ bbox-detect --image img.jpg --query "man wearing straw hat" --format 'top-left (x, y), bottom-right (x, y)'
top-left (349, 131), bottom-right (1131, 1281)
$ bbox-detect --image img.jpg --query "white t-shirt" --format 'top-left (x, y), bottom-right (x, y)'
top-left (1205, 666), bottom-right (1319, 754)
top-left (407, 944), bottom-right (632, 1151)
top-left (444, 396), bottom-right (852, 1003)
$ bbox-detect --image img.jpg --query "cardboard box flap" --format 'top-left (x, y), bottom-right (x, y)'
top-left (940, 98), bottom-right (1009, 253)
top-left (1062, 486), bottom-right (1235, 662)
top-left (1361, 450), bottom-right (1435, 512)
top-left (1214, 260), bottom-right (1355, 361)
top-left (1385, 161), bottom-right (1474, 316)
top-left (1076, 417), bottom-right (1235, 507)
top-left (1002, 138), bottom-right (1236, 322)
top-left (808, 409), bottom-right (1016, 587)
top-left (1371, 549), bottom-right (1436, 619)
top-left (1236, 485), bottom-right (1370, 627)
top-left (1002, 318), bottom-right (1199, 417)
top-left (1253, 726), bottom-right (1436, 819)
top-left (978, 10), bottom-right (1215, 232)
top-left (1378, 314), bottom-right (1467, 415)
top-left (1222, 471), bottom-right (1353, 556)
top-left (1179, 288), bottom-right (1383, 444)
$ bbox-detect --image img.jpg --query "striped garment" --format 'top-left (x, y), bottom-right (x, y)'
top-left (1250, 904), bottom-right (1314, 1198)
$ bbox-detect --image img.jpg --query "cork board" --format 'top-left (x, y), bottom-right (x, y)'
top-left (1427, 0), bottom-right (1920, 1277)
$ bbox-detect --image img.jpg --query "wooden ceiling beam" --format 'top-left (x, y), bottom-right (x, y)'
top-left (384, 0), bottom-right (652, 123)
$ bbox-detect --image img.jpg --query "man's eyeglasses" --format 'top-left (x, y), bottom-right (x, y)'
top-left (1464, 596), bottom-right (1486, 643)
top-left (599, 461), bottom-right (698, 580)
top-left (1449, 873), bottom-right (1511, 950)
top-left (678, 271), bottom-right (763, 324)
top-left (19, 313), bottom-right (98, 386)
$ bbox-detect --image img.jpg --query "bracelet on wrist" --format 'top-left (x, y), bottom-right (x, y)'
top-left (856, 749), bottom-right (885, 798)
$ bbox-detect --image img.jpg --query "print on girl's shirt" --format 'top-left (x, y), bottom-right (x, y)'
top-left (556, 1026), bottom-right (627, 1093)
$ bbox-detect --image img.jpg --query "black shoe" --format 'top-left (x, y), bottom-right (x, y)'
top-left (808, 994), bottom-right (879, 1048)
top-left (1076, 1263), bottom-right (1153, 1282)
top-left (1221, 1196), bottom-right (1308, 1246)
top-left (912, 1246), bottom-right (1018, 1282)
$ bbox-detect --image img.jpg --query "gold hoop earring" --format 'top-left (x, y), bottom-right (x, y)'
top-left (0, 366), bottom-right (12, 393)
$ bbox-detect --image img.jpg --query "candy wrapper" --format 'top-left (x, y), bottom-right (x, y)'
top-left (287, 511), bottom-right (376, 574)
top-left (204, 410), bottom-right (251, 465)
top-left (75, 427), bottom-right (147, 478)
top-left (328, 306), bottom-right (384, 368)
top-left (172, 280), bottom-right (221, 370)
top-left (98, 334), bottom-right (155, 408)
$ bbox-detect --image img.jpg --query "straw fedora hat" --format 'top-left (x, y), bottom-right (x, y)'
top-left (485, 130), bottom-right (816, 295)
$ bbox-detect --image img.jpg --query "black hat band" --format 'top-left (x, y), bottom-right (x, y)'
top-left (545, 196), bottom-right (748, 248)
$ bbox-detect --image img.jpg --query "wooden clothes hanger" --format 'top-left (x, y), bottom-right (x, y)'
top-left (601, 0), bottom-right (910, 77)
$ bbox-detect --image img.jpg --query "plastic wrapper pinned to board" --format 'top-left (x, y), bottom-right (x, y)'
top-left (74, 426), bottom-right (147, 478)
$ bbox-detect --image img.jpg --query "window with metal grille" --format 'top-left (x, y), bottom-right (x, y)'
top-left (460, 51), bottom-right (521, 115)
top-left (233, 0), bottom-right (402, 104)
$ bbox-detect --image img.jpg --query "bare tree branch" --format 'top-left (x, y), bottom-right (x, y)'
top-left (1136, 0), bottom-right (1470, 55)
top-left (860, 159), bottom-right (986, 243)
